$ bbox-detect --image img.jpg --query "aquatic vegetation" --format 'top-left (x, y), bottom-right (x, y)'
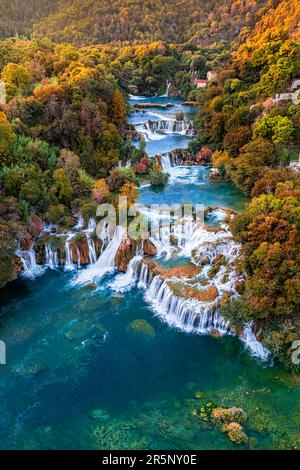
top-left (197, 402), bottom-right (214, 422)
top-left (212, 407), bottom-right (247, 425)
top-left (222, 422), bottom-right (248, 445)
top-left (92, 423), bottom-right (150, 450)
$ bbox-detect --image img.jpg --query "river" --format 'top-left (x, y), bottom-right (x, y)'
top-left (0, 96), bottom-right (299, 450)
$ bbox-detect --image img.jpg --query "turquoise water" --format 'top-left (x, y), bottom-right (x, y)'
top-left (128, 96), bottom-right (195, 156)
top-left (0, 97), bottom-right (299, 450)
top-left (0, 271), bottom-right (299, 450)
top-left (138, 166), bottom-right (246, 213)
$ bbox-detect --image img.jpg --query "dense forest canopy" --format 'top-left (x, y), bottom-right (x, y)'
top-left (0, 0), bottom-right (63, 39)
top-left (1, 0), bottom-right (268, 47)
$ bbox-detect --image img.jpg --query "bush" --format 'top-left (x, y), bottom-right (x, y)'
top-left (107, 167), bottom-right (137, 192)
top-left (45, 204), bottom-right (66, 224)
top-left (150, 170), bottom-right (169, 186)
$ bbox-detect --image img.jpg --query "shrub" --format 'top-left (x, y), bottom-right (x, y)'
top-left (107, 167), bottom-right (137, 192)
top-left (150, 170), bottom-right (169, 186)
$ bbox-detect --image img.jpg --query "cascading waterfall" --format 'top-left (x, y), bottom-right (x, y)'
top-left (143, 120), bottom-right (194, 136)
top-left (86, 237), bottom-right (97, 265)
top-left (111, 256), bottom-right (231, 335)
top-left (110, 256), bottom-right (142, 292)
top-left (161, 80), bottom-right (171, 97)
top-left (74, 226), bottom-right (125, 284)
top-left (241, 323), bottom-right (271, 362)
top-left (16, 246), bottom-right (44, 278)
top-left (75, 246), bottom-right (81, 269)
top-left (85, 218), bottom-right (97, 265)
top-left (94, 225), bottom-right (125, 270)
top-left (64, 239), bottom-right (75, 271)
top-left (138, 261), bottom-right (150, 288)
top-left (157, 152), bottom-right (184, 173)
top-left (16, 247), bottom-right (37, 273)
top-left (73, 215), bottom-right (84, 230)
top-left (161, 154), bottom-right (172, 172)
top-left (110, 255), bottom-right (270, 361)
top-left (45, 244), bottom-right (58, 269)
top-left (149, 220), bottom-right (235, 260)
top-left (146, 275), bottom-right (230, 335)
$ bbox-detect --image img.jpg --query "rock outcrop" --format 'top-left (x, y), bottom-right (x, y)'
top-left (115, 238), bottom-right (136, 272)
top-left (143, 240), bottom-right (157, 257)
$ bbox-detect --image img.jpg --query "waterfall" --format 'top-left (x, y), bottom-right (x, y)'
top-left (45, 244), bottom-right (58, 269)
top-left (143, 120), bottom-right (194, 136)
top-left (16, 246), bottom-right (44, 278)
top-left (86, 237), bottom-right (97, 264)
top-left (149, 220), bottom-right (235, 261)
top-left (73, 215), bottom-right (84, 230)
top-left (16, 247), bottom-right (37, 273)
top-left (85, 218), bottom-right (97, 264)
top-left (161, 154), bottom-right (171, 172)
top-left (65, 239), bottom-right (75, 271)
top-left (241, 323), bottom-right (271, 362)
top-left (146, 276), bottom-right (230, 334)
top-left (110, 256), bottom-right (142, 292)
top-left (94, 226), bottom-right (125, 270)
top-left (87, 218), bottom-right (96, 232)
top-left (161, 80), bottom-right (171, 97)
top-left (74, 226), bottom-right (125, 284)
top-left (109, 221), bottom-right (243, 336)
top-left (75, 245), bottom-right (81, 269)
top-left (138, 262), bottom-right (150, 288)
top-left (121, 259), bottom-right (231, 335)
top-left (145, 274), bottom-right (229, 334)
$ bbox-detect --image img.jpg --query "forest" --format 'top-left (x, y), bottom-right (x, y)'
top-left (1, 0), bottom-right (267, 47)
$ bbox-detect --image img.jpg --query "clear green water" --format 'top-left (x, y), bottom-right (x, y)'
top-left (0, 97), bottom-right (299, 450)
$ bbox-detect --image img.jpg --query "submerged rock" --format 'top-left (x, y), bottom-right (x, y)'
top-left (95, 324), bottom-right (106, 337)
top-left (89, 409), bottom-right (110, 421)
top-left (127, 319), bottom-right (156, 338)
top-left (194, 391), bottom-right (205, 399)
top-left (211, 329), bottom-right (221, 339)
top-left (43, 426), bottom-right (52, 434)
top-left (143, 240), bottom-right (157, 257)
top-left (18, 363), bottom-right (46, 376)
top-left (86, 283), bottom-right (97, 290)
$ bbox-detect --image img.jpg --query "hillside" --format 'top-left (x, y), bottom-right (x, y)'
top-left (31, 0), bottom-right (268, 46)
top-left (0, 0), bottom-right (63, 39)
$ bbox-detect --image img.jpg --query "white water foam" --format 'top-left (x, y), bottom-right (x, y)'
top-left (73, 226), bottom-right (125, 284)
